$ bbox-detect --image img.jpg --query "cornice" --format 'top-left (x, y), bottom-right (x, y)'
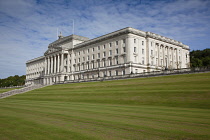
top-left (26, 56), bottom-right (45, 64)
top-left (146, 32), bottom-right (190, 50)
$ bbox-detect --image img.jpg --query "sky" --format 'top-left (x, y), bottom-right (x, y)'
top-left (0, 0), bottom-right (210, 79)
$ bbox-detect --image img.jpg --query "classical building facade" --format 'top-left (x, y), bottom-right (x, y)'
top-left (26, 27), bottom-right (190, 85)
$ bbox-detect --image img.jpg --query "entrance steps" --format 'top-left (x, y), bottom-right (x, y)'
top-left (0, 84), bottom-right (47, 99)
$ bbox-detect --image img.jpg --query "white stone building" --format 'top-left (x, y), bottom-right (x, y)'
top-left (26, 27), bottom-right (190, 85)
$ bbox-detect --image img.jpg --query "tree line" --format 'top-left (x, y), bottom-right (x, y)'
top-left (0, 75), bottom-right (26, 88)
top-left (190, 48), bottom-right (210, 67)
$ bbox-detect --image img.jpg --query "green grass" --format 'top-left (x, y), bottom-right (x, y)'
top-left (0, 72), bottom-right (210, 140)
top-left (0, 88), bottom-right (20, 93)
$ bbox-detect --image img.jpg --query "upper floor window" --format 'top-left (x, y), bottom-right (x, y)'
top-left (123, 39), bottom-right (126, 43)
top-left (134, 47), bottom-right (137, 53)
top-left (110, 43), bottom-right (112, 47)
top-left (92, 54), bottom-right (95, 59)
top-left (116, 48), bottom-right (118, 54)
top-left (142, 41), bottom-right (144, 45)
top-left (151, 50), bottom-right (153, 55)
top-left (151, 42), bottom-right (153, 46)
top-left (103, 52), bottom-right (106, 57)
top-left (87, 49), bottom-right (89, 53)
top-left (123, 47), bottom-right (126, 52)
top-left (98, 53), bottom-right (100, 58)
top-left (98, 46), bottom-right (100, 50)
top-left (78, 51), bottom-right (80, 55)
top-left (109, 50), bottom-right (112, 56)
top-left (104, 45), bottom-right (106, 49)
top-left (142, 49), bottom-right (144, 55)
top-left (134, 39), bottom-right (136, 43)
top-left (83, 57), bottom-right (85, 61)
top-left (87, 56), bottom-right (89, 60)
top-left (116, 41), bottom-right (118, 45)
top-left (92, 47), bottom-right (95, 52)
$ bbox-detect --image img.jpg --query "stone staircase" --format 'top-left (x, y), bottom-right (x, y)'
top-left (0, 85), bottom-right (47, 99)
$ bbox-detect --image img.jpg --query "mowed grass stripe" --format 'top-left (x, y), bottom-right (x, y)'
top-left (1, 101), bottom-right (209, 140)
top-left (0, 72), bottom-right (210, 139)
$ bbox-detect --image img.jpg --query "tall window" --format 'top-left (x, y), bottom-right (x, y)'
top-left (98, 53), bottom-right (100, 58)
top-left (134, 47), bottom-right (137, 53)
top-left (87, 56), bottom-right (89, 61)
top-left (109, 50), bottom-right (112, 56)
top-left (78, 58), bottom-right (80, 62)
top-left (142, 41), bottom-right (144, 45)
top-left (116, 41), bottom-right (118, 45)
top-left (92, 47), bottom-right (95, 52)
top-left (116, 57), bottom-right (118, 64)
top-left (142, 57), bottom-right (144, 64)
top-left (92, 54), bottom-right (95, 59)
top-left (116, 48), bottom-right (118, 54)
top-left (104, 45), bottom-right (106, 49)
top-left (151, 50), bottom-right (153, 55)
top-left (98, 61), bottom-right (100, 68)
top-left (110, 43), bottom-right (112, 47)
top-left (87, 49), bottom-right (89, 53)
top-left (142, 49), bottom-right (144, 55)
top-left (123, 39), bottom-right (126, 43)
top-left (103, 52), bottom-right (106, 57)
top-left (123, 47), bottom-right (126, 52)
top-left (116, 70), bottom-right (118, 76)
top-left (98, 46), bottom-right (100, 50)
top-left (134, 39), bottom-right (136, 43)
top-left (78, 51), bottom-right (80, 55)
top-left (109, 71), bottom-right (112, 76)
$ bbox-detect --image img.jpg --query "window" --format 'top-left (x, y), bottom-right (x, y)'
top-left (74, 59), bottom-right (76, 63)
top-left (123, 39), bottom-right (126, 43)
top-left (142, 57), bottom-right (144, 64)
top-left (109, 71), bottom-right (111, 76)
top-left (87, 63), bottom-right (89, 69)
top-left (92, 47), bottom-right (95, 52)
top-left (83, 50), bottom-right (85, 54)
top-left (123, 47), bottom-right (126, 52)
top-left (134, 47), bottom-right (137, 53)
top-left (116, 41), bottom-right (118, 45)
top-left (98, 53), bottom-right (100, 58)
top-left (98, 61), bottom-right (100, 67)
top-left (142, 49), bottom-right (144, 55)
top-left (116, 48), bottom-right (118, 54)
top-left (82, 63), bottom-right (85, 70)
top-left (83, 57), bottom-right (85, 61)
top-left (123, 70), bottom-right (125, 75)
top-left (110, 43), bottom-right (112, 47)
top-left (78, 51), bottom-right (80, 55)
top-left (98, 46), bottom-right (100, 50)
top-left (103, 52), bottom-right (106, 57)
top-left (142, 41), bottom-right (144, 45)
top-left (92, 62), bottom-right (94, 68)
top-left (103, 45), bottom-right (106, 49)
top-left (103, 60), bottom-right (106, 67)
top-left (134, 39), bottom-right (136, 43)
top-left (109, 59), bottom-right (112, 66)
top-left (92, 54), bottom-right (95, 59)
top-left (87, 56), bottom-right (89, 61)
top-left (135, 69), bottom-right (138, 74)
top-left (116, 70), bottom-right (118, 76)
top-left (151, 50), bottom-right (153, 55)
top-left (151, 42), bottom-right (152, 46)
top-left (87, 49), bottom-right (89, 53)
top-left (78, 58), bottom-right (80, 62)
top-left (109, 50), bottom-right (112, 56)
top-left (116, 57), bottom-right (118, 64)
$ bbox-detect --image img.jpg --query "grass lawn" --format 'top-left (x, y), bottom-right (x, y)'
top-left (0, 88), bottom-right (20, 93)
top-left (0, 72), bottom-right (210, 140)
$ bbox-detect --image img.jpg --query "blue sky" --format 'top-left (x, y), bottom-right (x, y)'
top-left (0, 0), bottom-right (210, 78)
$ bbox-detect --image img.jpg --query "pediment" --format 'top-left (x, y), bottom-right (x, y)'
top-left (44, 47), bottom-right (62, 55)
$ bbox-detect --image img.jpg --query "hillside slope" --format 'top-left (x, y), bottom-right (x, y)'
top-left (0, 73), bottom-right (210, 140)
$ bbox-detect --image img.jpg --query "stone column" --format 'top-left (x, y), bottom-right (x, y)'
top-left (45, 57), bottom-right (47, 75)
top-left (61, 53), bottom-right (64, 72)
top-left (51, 56), bottom-right (53, 74)
top-left (54, 55), bottom-right (57, 73)
top-left (47, 57), bottom-right (50, 74)
top-left (172, 48), bottom-right (174, 69)
top-left (57, 54), bottom-right (60, 73)
top-left (67, 52), bottom-right (70, 72)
